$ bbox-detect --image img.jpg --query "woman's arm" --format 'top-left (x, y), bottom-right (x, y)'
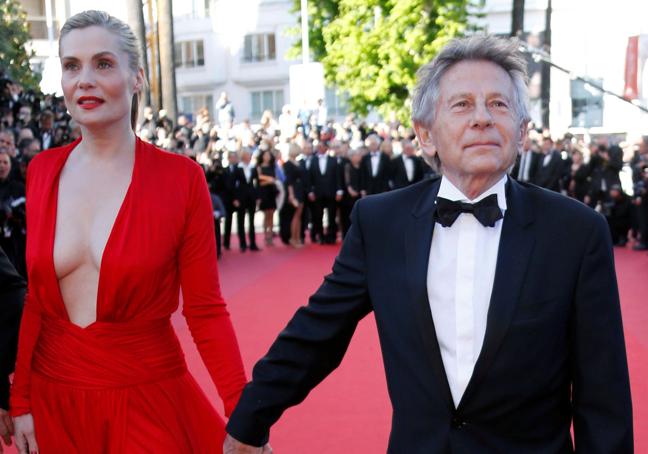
top-left (179, 164), bottom-right (247, 416)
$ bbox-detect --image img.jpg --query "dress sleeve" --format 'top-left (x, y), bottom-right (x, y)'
top-left (9, 160), bottom-right (43, 417)
top-left (9, 287), bottom-right (41, 416)
top-left (179, 163), bottom-right (247, 416)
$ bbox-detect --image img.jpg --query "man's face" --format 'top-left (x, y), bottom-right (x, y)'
top-left (18, 106), bottom-right (31, 123)
top-left (0, 133), bottom-right (15, 157)
top-left (0, 153), bottom-right (11, 180)
top-left (541, 139), bottom-right (553, 154)
top-left (415, 60), bottom-right (525, 180)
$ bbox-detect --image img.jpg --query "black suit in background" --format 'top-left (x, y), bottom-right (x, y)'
top-left (390, 154), bottom-right (424, 189)
top-left (0, 246), bottom-right (25, 410)
top-left (299, 156), bottom-right (315, 243)
top-left (511, 150), bottom-right (541, 184)
top-left (221, 164), bottom-right (243, 250)
top-left (227, 177), bottom-right (632, 452)
top-left (360, 152), bottom-right (391, 195)
top-left (589, 146), bottom-right (624, 206)
top-left (237, 165), bottom-right (260, 250)
top-left (340, 161), bottom-right (362, 238)
top-left (309, 153), bottom-right (342, 244)
top-left (534, 150), bottom-right (563, 192)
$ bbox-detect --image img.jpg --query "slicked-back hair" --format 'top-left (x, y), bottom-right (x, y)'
top-left (59, 10), bottom-right (144, 130)
top-left (411, 35), bottom-right (530, 129)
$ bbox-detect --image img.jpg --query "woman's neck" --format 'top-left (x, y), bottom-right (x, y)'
top-left (78, 119), bottom-right (135, 161)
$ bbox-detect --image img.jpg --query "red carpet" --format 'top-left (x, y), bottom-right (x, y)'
top-left (4, 242), bottom-right (646, 453)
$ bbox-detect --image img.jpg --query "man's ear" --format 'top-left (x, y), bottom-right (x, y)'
top-left (413, 121), bottom-right (437, 158)
top-left (517, 119), bottom-right (528, 151)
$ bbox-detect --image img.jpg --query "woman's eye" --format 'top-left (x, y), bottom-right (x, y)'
top-left (64, 63), bottom-right (79, 70)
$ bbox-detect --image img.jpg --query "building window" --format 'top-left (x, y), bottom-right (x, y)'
top-left (571, 79), bottom-right (603, 128)
top-left (180, 94), bottom-right (214, 119)
top-left (23, 0), bottom-right (58, 40)
top-left (251, 90), bottom-right (284, 119)
top-left (325, 87), bottom-right (349, 117)
top-left (174, 40), bottom-right (205, 69)
top-left (243, 33), bottom-right (276, 63)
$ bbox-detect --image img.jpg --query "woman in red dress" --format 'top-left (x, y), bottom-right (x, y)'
top-left (10, 11), bottom-right (250, 453)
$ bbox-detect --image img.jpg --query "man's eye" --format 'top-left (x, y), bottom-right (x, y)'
top-left (492, 101), bottom-right (508, 108)
top-left (98, 61), bottom-right (112, 69)
top-left (453, 101), bottom-right (469, 108)
top-left (64, 63), bottom-right (79, 70)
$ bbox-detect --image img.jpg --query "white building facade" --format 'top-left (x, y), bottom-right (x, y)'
top-left (21, 0), bottom-right (648, 136)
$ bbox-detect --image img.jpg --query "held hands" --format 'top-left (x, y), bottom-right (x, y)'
top-left (0, 409), bottom-right (13, 453)
top-left (12, 414), bottom-right (38, 454)
top-left (223, 434), bottom-right (272, 454)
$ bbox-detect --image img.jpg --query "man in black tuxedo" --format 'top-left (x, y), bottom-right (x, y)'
top-left (390, 139), bottom-right (425, 189)
top-left (222, 151), bottom-right (242, 251)
top-left (0, 246), bottom-right (25, 452)
top-left (299, 140), bottom-right (315, 243)
top-left (511, 135), bottom-right (541, 184)
top-left (360, 134), bottom-right (391, 196)
top-left (224, 35), bottom-right (632, 453)
top-left (534, 137), bottom-right (563, 192)
top-left (237, 148), bottom-right (260, 252)
top-left (307, 139), bottom-right (343, 244)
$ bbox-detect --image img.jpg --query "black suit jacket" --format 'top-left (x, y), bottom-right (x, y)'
top-left (0, 246), bottom-right (25, 410)
top-left (390, 155), bottom-right (424, 189)
top-left (511, 150), bottom-right (541, 183)
top-left (227, 177), bottom-right (632, 452)
top-left (237, 165), bottom-right (259, 205)
top-left (309, 154), bottom-right (342, 199)
top-left (361, 152), bottom-right (391, 194)
top-left (534, 151), bottom-right (564, 191)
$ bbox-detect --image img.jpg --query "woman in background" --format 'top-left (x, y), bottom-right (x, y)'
top-left (257, 147), bottom-right (277, 246)
top-left (283, 143), bottom-right (305, 248)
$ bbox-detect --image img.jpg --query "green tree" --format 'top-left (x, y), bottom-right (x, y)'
top-left (0, 0), bottom-right (40, 91)
top-left (289, 0), bottom-right (483, 124)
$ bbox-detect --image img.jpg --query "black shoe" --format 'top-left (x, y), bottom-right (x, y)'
top-left (223, 244), bottom-right (230, 251)
top-left (250, 245), bottom-right (261, 252)
top-left (240, 246), bottom-right (247, 252)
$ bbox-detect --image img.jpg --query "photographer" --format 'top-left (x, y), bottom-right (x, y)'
top-left (602, 185), bottom-right (632, 247)
top-left (0, 150), bottom-right (26, 277)
top-left (586, 138), bottom-right (623, 208)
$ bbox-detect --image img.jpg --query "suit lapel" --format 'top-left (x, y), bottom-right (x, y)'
top-left (405, 178), bottom-right (454, 411)
top-left (458, 179), bottom-right (535, 410)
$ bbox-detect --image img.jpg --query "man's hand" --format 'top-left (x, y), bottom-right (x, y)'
top-left (308, 193), bottom-right (316, 202)
top-left (12, 413), bottom-right (38, 454)
top-left (0, 409), bottom-right (14, 453)
top-left (223, 434), bottom-right (272, 454)
top-left (233, 200), bottom-right (240, 208)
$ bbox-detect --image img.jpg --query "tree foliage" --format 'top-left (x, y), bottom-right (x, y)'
top-left (0, 0), bottom-right (40, 91)
top-left (289, 0), bottom-right (483, 124)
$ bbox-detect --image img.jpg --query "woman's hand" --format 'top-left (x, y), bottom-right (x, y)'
top-left (12, 414), bottom-right (38, 454)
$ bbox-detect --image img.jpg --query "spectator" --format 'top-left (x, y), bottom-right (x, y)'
top-left (603, 185), bottom-right (632, 247)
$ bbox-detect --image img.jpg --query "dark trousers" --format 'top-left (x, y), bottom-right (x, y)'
top-left (223, 201), bottom-right (236, 249)
top-left (301, 200), bottom-right (315, 243)
top-left (312, 196), bottom-right (337, 243)
top-left (279, 202), bottom-right (295, 245)
top-left (237, 202), bottom-right (257, 249)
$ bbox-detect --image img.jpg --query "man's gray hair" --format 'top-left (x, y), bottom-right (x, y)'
top-left (411, 35), bottom-right (531, 127)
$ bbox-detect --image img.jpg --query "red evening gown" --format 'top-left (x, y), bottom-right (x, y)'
top-left (10, 137), bottom-right (247, 453)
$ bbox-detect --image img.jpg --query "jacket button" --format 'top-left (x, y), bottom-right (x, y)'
top-left (451, 417), bottom-right (466, 429)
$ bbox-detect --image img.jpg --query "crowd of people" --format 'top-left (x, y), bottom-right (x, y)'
top-left (2, 79), bottom-right (648, 276)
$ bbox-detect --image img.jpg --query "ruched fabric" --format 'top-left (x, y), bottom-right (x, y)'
top-left (10, 139), bottom-right (247, 453)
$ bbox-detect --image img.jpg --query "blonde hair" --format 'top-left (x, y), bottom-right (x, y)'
top-left (59, 10), bottom-right (145, 130)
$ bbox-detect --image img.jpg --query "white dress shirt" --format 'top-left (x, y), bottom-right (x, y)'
top-left (427, 175), bottom-right (507, 408)
top-left (240, 162), bottom-right (252, 183)
top-left (370, 152), bottom-right (381, 177)
top-left (518, 150), bottom-right (532, 182)
top-left (403, 155), bottom-right (414, 182)
top-left (318, 153), bottom-right (328, 175)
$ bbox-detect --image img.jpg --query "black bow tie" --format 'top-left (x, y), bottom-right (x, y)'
top-left (435, 194), bottom-right (503, 227)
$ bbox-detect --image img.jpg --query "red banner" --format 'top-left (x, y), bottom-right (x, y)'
top-left (624, 36), bottom-right (639, 100)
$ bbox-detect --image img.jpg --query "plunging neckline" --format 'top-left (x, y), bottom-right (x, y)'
top-left (50, 137), bottom-right (140, 329)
